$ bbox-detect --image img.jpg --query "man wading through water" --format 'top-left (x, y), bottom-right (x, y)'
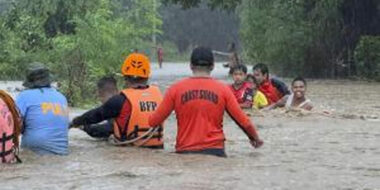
top-left (149, 46), bottom-right (263, 157)
top-left (71, 53), bottom-right (164, 148)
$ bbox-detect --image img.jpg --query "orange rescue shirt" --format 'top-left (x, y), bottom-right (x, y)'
top-left (149, 77), bottom-right (259, 152)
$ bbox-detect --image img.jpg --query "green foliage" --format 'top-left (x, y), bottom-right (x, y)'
top-left (0, 0), bottom-right (162, 106)
top-left (240, 0), bottom-right (380, 78)
top-left (162, 0), bottom-right (241, 10)
top-left (354, 36), bottom-right (380, 81)
top-left (240, 0), bottom-right (346, 77)
top-left (160, 41), bottom-right (189, 62)
top-left (240, 0), bottom-right (310, 75)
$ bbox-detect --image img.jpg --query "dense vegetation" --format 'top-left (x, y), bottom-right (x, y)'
top-left (0, 0), bottom-right (379, 106)
top-left (0, 0), bottom-right (161, 105)
top-left (167, 0), bottom-right (380, 79)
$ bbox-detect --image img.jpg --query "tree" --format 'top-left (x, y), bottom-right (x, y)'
top-left (162, 0), bottom-right (241, 10)
top-left (240, 0), bottom-right (380, 78)
top-left (0, 0), bottom-right (162, 105)
top-left (160, 3), bottom-right (240, 53)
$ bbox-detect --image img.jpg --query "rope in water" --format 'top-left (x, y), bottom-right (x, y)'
top-left (108, 127), bottom-right (159, 146)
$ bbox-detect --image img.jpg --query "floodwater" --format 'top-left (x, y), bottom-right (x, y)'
top-left (1, 63), bottom-right (379, 190)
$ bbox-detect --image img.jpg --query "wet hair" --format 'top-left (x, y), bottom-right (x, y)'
top-left (246, 74), bottom-right (259, 86)
top-left (97, 76), bottom-right (118, 92)
top-left (252, 63), bottom-right (269, 76)
top-left (291, 76), bottom-right (307, 87)
top-left (230, 64), bottom-right (248, 74)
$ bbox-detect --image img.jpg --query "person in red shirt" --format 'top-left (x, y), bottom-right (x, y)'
top-left (149, 46), bottom-right (263, 157)
top-left (229, 64), bottom-right (254, 109)
top-left (252, 63), bottom-right (289, 104)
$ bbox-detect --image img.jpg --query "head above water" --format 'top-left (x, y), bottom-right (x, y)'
top-left (23, 62), bottom-right (52, 89)
top-left (190, 46), bottom-right (214, 75)
top-left (121, 53), bottom-right (150, 87)
top-left (121, 53), bottom-right (151, 79)
top-left (97, 76), bottom-right (118, 104)
top-left (230, 64), bottom-right (248, 85)
top-left (291, 76), bottom-right (307, 99)
top-left (246, 74), bottom-right (259, 89)
top-left (252, 63), bottom-right (269, 85)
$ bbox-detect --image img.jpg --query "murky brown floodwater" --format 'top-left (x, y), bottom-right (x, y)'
top-left (1, 63), bottom-right (379, 190)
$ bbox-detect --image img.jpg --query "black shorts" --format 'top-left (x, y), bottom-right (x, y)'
top-left (177, 148), bottom-right (227, 157)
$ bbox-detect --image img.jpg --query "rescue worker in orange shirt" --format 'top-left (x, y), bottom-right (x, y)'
top-left (71, 53), bottom-right (164, 148)
top-left (149, 46), bottom-right (263, 157)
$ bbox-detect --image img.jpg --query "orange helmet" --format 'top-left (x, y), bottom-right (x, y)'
top-left (121, 53), bottom-right (151, 78)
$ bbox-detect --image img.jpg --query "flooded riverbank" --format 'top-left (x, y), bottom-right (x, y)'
top-left (1, 63), bottom-right (379, 190)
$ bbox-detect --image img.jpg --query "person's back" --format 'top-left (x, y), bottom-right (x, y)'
top-left (149, 46), bottom-right (263, 157)
top-left (166, 77), bottom-right (237, 151)
top-left (16, 63), bottom-right (69, 155)
top-left (17, 88), bottom-right (69, 155)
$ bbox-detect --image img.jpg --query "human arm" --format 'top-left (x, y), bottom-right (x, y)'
top-left (264, 95), bottom-right (288, 110)
top-left (225, 89), bottom-right (263, 148)
top-left (148, 87), bottom-right (175, 127)
top-left (82, 120), bottom-right (113, 138)
top-left (301, 102), bottom-right (313, 111)
top-left (71, 95), bottom-right (125, 127)
top-left (15, 93), bottom-right (28, 133)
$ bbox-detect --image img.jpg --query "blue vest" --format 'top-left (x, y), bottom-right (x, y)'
top-left (16, 87), bottom-right (69, 155)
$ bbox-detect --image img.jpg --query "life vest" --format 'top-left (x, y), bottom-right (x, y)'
top-left (0, 91), bottom-right (21, 164)
top-left (113, 86), bottom-right (163, 148)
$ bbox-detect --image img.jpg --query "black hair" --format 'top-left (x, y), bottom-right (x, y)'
top-left (246, 74), bottom-right (259, 86)
top-left (252, 63), bottom-right (269, 76)
top-left (230, 64), bottom-right (248, 74)
top-left (291, 76), bottom-right (307, 87)
top-left (97, 76), bottom-right (117, 91)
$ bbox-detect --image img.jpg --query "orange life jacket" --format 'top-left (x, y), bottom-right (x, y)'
top-left (113, 86), bottom-right (163, 148)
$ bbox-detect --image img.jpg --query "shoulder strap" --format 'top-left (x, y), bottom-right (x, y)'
top-left (298, 99), bottom-right (311, 108)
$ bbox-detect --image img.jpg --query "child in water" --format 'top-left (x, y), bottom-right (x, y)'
top-left (266, 77), bottom-right (313, 111)
top-left (246, 74), bottom-right (268, 110)
top-left (229, 65), bottom-right (254, 109)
